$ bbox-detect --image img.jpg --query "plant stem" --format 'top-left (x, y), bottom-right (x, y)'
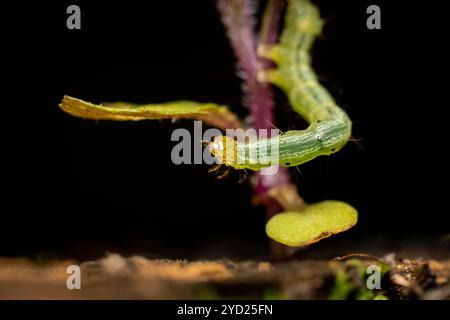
top-left (254, 0), bottom-right (290, 197)
top-left (217, 0), bottom-right (302, 259)
top-left (216, 0), bottom-right (272, 132)
top-left (217, 0), bottom-right (291, 192)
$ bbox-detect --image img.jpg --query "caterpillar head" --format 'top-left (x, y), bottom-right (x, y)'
top-left (208, 135), bottom-right (238, 166)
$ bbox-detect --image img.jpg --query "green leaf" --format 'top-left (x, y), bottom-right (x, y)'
top-left (265, 200), bottom-right (358, 247)
top-left (59, 95), bottom-right (243, 130)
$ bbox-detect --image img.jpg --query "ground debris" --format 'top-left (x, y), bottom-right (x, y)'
top-left (0, 253), bottom-right (448, 299)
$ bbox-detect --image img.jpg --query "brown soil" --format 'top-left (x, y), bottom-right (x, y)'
top-left (0, 253), bottom-right (449, 299)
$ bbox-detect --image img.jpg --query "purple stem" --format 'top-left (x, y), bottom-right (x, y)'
top-left (216, 0), bottom-right (290, 196)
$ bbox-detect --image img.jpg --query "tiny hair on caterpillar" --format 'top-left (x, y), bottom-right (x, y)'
top-left (208, 0), bottom-right (352, 171)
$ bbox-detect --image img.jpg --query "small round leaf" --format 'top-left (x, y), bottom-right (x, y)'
top-left (266, 200), bottom-right (358, 247)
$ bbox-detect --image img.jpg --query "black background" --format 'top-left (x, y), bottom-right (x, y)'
top-left (2, 1), bottom-right (447, 260)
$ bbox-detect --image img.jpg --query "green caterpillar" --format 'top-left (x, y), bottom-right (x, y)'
top-left (209, 0), bottom-right (352, 171)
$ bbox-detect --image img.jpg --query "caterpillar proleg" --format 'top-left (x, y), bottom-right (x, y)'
top-left (209, 0), bottom-right (352, 170)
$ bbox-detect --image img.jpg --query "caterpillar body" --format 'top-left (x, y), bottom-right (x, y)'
top-left (209, 0), bottom-right (352, 171)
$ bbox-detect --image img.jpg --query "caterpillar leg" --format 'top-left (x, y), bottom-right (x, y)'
top-left (257, 44), bottom-right (283, 64)
top-left (256, 67), bottom-right (286, 89)
top-left (256, 69), bottom-right (271, 84)
top-left (256, 44), bottom-right (283, 85)
top-left (208, 164), bottom-right (222, 173)
top-left (238, 170), bottom-right (248, 183)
